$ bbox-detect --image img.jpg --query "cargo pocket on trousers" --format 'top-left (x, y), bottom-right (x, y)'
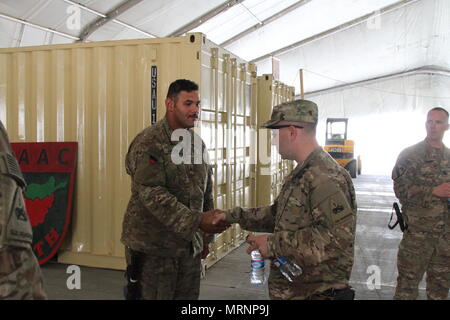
top-left (141, 256), bottom-right (178, 300)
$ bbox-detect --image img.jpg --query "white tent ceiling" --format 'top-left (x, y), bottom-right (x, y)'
top-left (0, 0), bottom-right (449, 175)
top-left (0, 0), bottom-right (448, 95)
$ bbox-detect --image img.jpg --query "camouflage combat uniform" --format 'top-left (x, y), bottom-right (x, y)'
top-left (121, 117), bottom-right (214, 300)
top-left (0, 121), bottom-right (47, 300)
top-left (225, 100), bottom-right (357, 300)
top-left (392, 140), bottom-right (450, 300)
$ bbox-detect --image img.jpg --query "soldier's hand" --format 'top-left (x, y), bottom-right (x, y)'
top-left (432, 182), bottom-right (450, 198)
top-left (199, 209), bottom-right (230, 233)
top-left (246, 234), bottom-right (270, 259)
top-left (212, 212), bottom-right (227, 226)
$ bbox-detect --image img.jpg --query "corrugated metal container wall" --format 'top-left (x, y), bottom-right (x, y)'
top-left (198, 45), bottom-right (257, 269)
top-left (274, 81), bottom-right (296, 179)
top-left (256, 75), bottom-right (295, 207)
top-left (0, 33), bottom-right (255, 270)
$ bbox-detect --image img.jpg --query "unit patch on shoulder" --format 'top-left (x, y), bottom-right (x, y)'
top-left (15, 207), bottom-right (28, 221)
top-left (393, 165), bottom-right (407, 180)
top-left (329, 192), bottom-right (353, 225)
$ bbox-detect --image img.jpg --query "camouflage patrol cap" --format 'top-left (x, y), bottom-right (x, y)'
top-left (261, 99), bottom-right (318, 128)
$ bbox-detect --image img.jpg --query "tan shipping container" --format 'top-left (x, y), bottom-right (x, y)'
top-left (256, 74), bottom-right (295, 207)
top-left (0, 33), bottom-right (256, 270)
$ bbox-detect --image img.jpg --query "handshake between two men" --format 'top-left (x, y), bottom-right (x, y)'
top-left (199, 209), bottom-right (229, 234)
top-left (197, 210), bottom-right (270, 260)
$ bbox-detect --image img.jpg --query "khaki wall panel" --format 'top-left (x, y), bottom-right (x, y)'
top-left (256, 74), bottom-right (295, 207)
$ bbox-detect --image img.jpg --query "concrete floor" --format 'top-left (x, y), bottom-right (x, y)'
top-left (40, 174), bottom-right (435, 300)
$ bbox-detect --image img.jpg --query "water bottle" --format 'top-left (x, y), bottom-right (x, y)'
top-left (273, 257), bottom-right (303, 282)
top-left (250, 250), bottom-right (265, 286)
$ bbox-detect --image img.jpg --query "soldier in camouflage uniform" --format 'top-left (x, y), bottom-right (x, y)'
top-left (215, 100), bottom-right (357, 300)
top-left (121, 79), bottom-right (227, 300)
top-left (392, 107), bottom-right (450, 300)
top-left (0, 121), bottom-right (47, 300)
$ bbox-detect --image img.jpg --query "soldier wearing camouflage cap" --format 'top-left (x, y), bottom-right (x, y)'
top-left (0, 121), bottom-right (47, 300)
top-left (259, 99), bottom-right (318, 128)
top-left (392, 107), bottom-right (450, 300)
top-left (121, 79), bottom-right (227, 300)
top-left (214, 99), bottom-right (357, 300)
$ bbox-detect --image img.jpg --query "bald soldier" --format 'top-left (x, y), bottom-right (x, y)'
top-left (392, 107), bottom-right (450, 300)
top-left (215, 99), bottom-right (357, 300)
top-left (0, 121), bottom-right (47, 299)
top-left (121, 79), bottom-right (227, 300)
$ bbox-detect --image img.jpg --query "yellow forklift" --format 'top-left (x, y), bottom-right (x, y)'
top-left (324, 118), bottom-right (361, 178)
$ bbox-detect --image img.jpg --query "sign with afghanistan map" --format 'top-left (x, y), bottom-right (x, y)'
top-left (11, 142), bottom-right (77, 265)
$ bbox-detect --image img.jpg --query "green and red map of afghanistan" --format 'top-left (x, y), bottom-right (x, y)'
top-left (11, 142), bottom-right (77, 265)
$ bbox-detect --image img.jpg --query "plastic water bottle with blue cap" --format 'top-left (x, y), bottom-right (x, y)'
top-left (250, 250), bottom-right (266, 286)
top-left (273, 257), bottom-right (303, 282)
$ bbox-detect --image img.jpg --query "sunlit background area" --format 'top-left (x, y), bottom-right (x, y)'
top-left (317, 111), bottom-right (450, 175)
